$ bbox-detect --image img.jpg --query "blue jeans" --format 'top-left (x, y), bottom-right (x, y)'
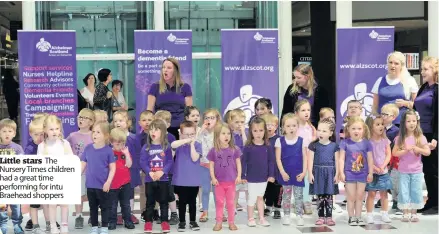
top-left (0, 204), bottom-right (22, 234)
top-left (398, 172), bottom-right (424, 210)
top-left (0, 211), bottom-right (8, 234)
top-left (200, 166), bottom-right (212, 212)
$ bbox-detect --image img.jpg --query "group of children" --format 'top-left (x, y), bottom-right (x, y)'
top-left (0, 96), bottom-right (431, 233)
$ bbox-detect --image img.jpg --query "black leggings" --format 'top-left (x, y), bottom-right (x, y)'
top-left (174, 186), bottom-right (199, 222)
top-left (264, 181), bottom-right (282, 208)
top-left (317, 194), bottom-right (333, 218)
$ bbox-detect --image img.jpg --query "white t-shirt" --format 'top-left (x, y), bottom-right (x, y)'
top-left (371, 75), bottom-right (418, 100)
top-left (37, 139), bottom-right (73, 156)
top-left (115, 92), bottom-right (126, 106)
top-left (81, 87), bottom-right (94, 106)
top-left (275, 137), bottom-right (308, 149)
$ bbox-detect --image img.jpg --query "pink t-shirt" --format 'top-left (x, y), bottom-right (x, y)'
top-left (395, 135), bottom-right (428, 174)
top-left (370, 138), bottom-right (391, 174)
top-left (66, 131), bottom-right (93, 160)
top-left (297, 124), bottom-right (314, 148)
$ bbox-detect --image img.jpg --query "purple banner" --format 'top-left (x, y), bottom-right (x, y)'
top-left (134, 30), bottom-right (192, 130)
top-left (336, 27), bottom-right (394, 132)
top-left (221, 29), bottom-right (279, 124)
top-left (18, 31), bottom-right (77, 145)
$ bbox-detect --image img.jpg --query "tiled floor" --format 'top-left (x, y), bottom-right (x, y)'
top-left (4, 188), bottom-right (438, 234)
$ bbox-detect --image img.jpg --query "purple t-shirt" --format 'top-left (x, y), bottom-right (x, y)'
top-left (207, 147), bottom-right (242, 183)
top-left (241, 144), bottom-right (275, 183)
top-left (340, 139), bottom-right (373, 182)
top-left (370, 138), bottom-right (391, 174)
top-left (24, 140), bottom-right (38, 155)
top-left (395, 135), bottom-right (428, 174)
top-left (140, 144), bottom-right (173, 182)
top-left (81, 144), bottom-right (116, 189)
top-left (172, 142), bottom-right (202, 186)
top-left (0, 142), bottom-right (24, 155)
top-left (414, 85), bottom-right (435, 133)
top-left (148, 82), bottom-right (192, 128)
top-left (233, 133), bottom-right (245, 151)
top-left (66, 131), bottom-right (93, 160)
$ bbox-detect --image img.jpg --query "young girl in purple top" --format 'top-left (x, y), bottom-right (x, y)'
top-left (208, 122), bottom-right (242, 231)
top-left (226, 109), bottom-right (248, 212)
top-left (339, 116), bottom-right (374, 226)
top-left (365, 114), bottom-right (392, 224)
top-left (392, 110), bottom-right (431, 222)
top-left (140, 119), bottom-right (174, 233)
top-left (308, 118), bottom-right (340, 226)
top-left (241, 117), bottom-right (275, 227)
top-left (81, 122), bottom-right (116, 234)
top-left (112, 110), bottom-right (141, 224)
top-left (171, 121), bottom-right (203, 231)
top-left (275, 114), bottom-right (307, 226)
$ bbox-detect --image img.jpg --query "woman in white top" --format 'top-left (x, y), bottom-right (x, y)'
top-left (80, 73), bottom-right (96, 108)
top-left (371, 51), bottom-right (419, 125)
top-left (111, 80), bottom-right (128, 112)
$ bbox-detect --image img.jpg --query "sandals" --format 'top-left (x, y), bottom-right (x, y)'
top-left (410, 214), bottom-right (419, 222)
top-left (199, 212), bottom-right (209, 223)
top-left (212, 223), bottom-right (222, 231)
top-left (326, 218), bottom-right (336, 226)
top-left (315, 218), bottom-right (325, 225)
top-left (229, 223), bottom-right (238, 231)
top-left (401, 214), bottom-right (410, 222)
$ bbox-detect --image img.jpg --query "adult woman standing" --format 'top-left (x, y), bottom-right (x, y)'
top-left (414, 56), bottom-right (438, 215)
top-left (147, 58), bottom-right (193, 139)
top-left (281, 64), bottom-right (329, 127)
top-left (371, 51), bottom-right (419, 125)
top-left (111, 80), bottom-right (128, 112)
top-left (2, 69), bottom-right (19, 121)
top-left (80, 73), bottom-right (96, 108)
top-left (93, 68), bottom-right (113, 120)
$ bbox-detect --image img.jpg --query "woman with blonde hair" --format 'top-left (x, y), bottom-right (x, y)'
top-left (413, 56), bottom-right (438, 215)
top-left (281, 64), bottom-right (329, 127)
top-left (147, 58), bottom-right (193, 139)
top-left (371, 51), bottom-right (419, 125)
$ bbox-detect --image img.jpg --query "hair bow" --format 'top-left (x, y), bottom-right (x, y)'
top-left (415, 111), bottom-right (420, 121)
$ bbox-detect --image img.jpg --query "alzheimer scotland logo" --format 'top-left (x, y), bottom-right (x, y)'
top-left (36, 37), bottom-right (73, 56)
top-left (166, 33), bottom-right (189, 45)
top-left (368, 30), bottom-right (392, 42)
top-left (253, 32), bottom-right (276, 44)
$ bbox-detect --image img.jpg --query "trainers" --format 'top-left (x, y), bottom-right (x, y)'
top-left (304, 202), bottom-right (313, 215)
top-left (108, 223), bottom-right (116, 230)
top-left (273, 210), bottom-right (281, 219)
top-left (348, 217), bottom-right (357, 226)
top-left (170, 212), bottom-right (179, 225)
top-left (356, 218), bottom-right (365, 226)
top-left (189, 221), bottom-right (200, 231)
top-left (362, 203), bottom-right (366, 211)
top-left (178, 222), bottom-right (186, 232)
top-left (258, 218), bottom-right (270, 227)
top-left (50, 226), bottom-right (60, 234)
top-left (117, 215), bottom-right (124, 225)
top-left (282, 216), bottom-right (291, 226)
top-left (296, 216), bottom-right (305, 226)
top-left (100, 227), bottom-right (109, 234)
top-left (141, 210), bottom-right (146, 223)
top-left (375, 200), bottom-right (382, 208)
top-left (263, 208), bottom-right (271, 216)
top-left (247, 218), bottom-right (256, 227)
top-left (124, 222), bottom-right (135, 229)
top-left (333, 203), bottom-right (343, 213)
top-left (367, 213), bottom-right (374, 224)
top-left (381, 212), bottom-right (391, 223)
top-left (144, 222), bottom-right (153, 233)
top-left (31, 226), bottom-right (45, 234)
top-left (75, 215), bottom-right (84, 229)
top-left (89, 227), bottom-right (98, 234)
top-left (13, 224), bottom-right (24, 234)
top-left (161, 222), bottom-right (171, 233)
top-left (395, 208), bottom-right (403, 215)
top-left (25, 219), bottom-right (33, 231)
top-left (131, 214), bottom-right (140, 224)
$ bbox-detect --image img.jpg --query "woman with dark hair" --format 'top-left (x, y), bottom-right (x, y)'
top-left (93, 69), bottom-right (113, 120)
top-left (414, 56), bottom-right (438, 215)
top-left (111, 80), bottom-right (128, 112)
top-left (147, 58), bottom-right (193, 139)
top-left (281, 64), bottom-right (328, 127)
top-left (2, 69), bottom-right (19, 121)
top-left (80, 73), bottom-right (96, 108)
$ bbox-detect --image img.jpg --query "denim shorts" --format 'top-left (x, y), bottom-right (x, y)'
top-left (366, 173), bottom-right (393, 191)
top-left (398, 172), bottom-right (424, 210)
